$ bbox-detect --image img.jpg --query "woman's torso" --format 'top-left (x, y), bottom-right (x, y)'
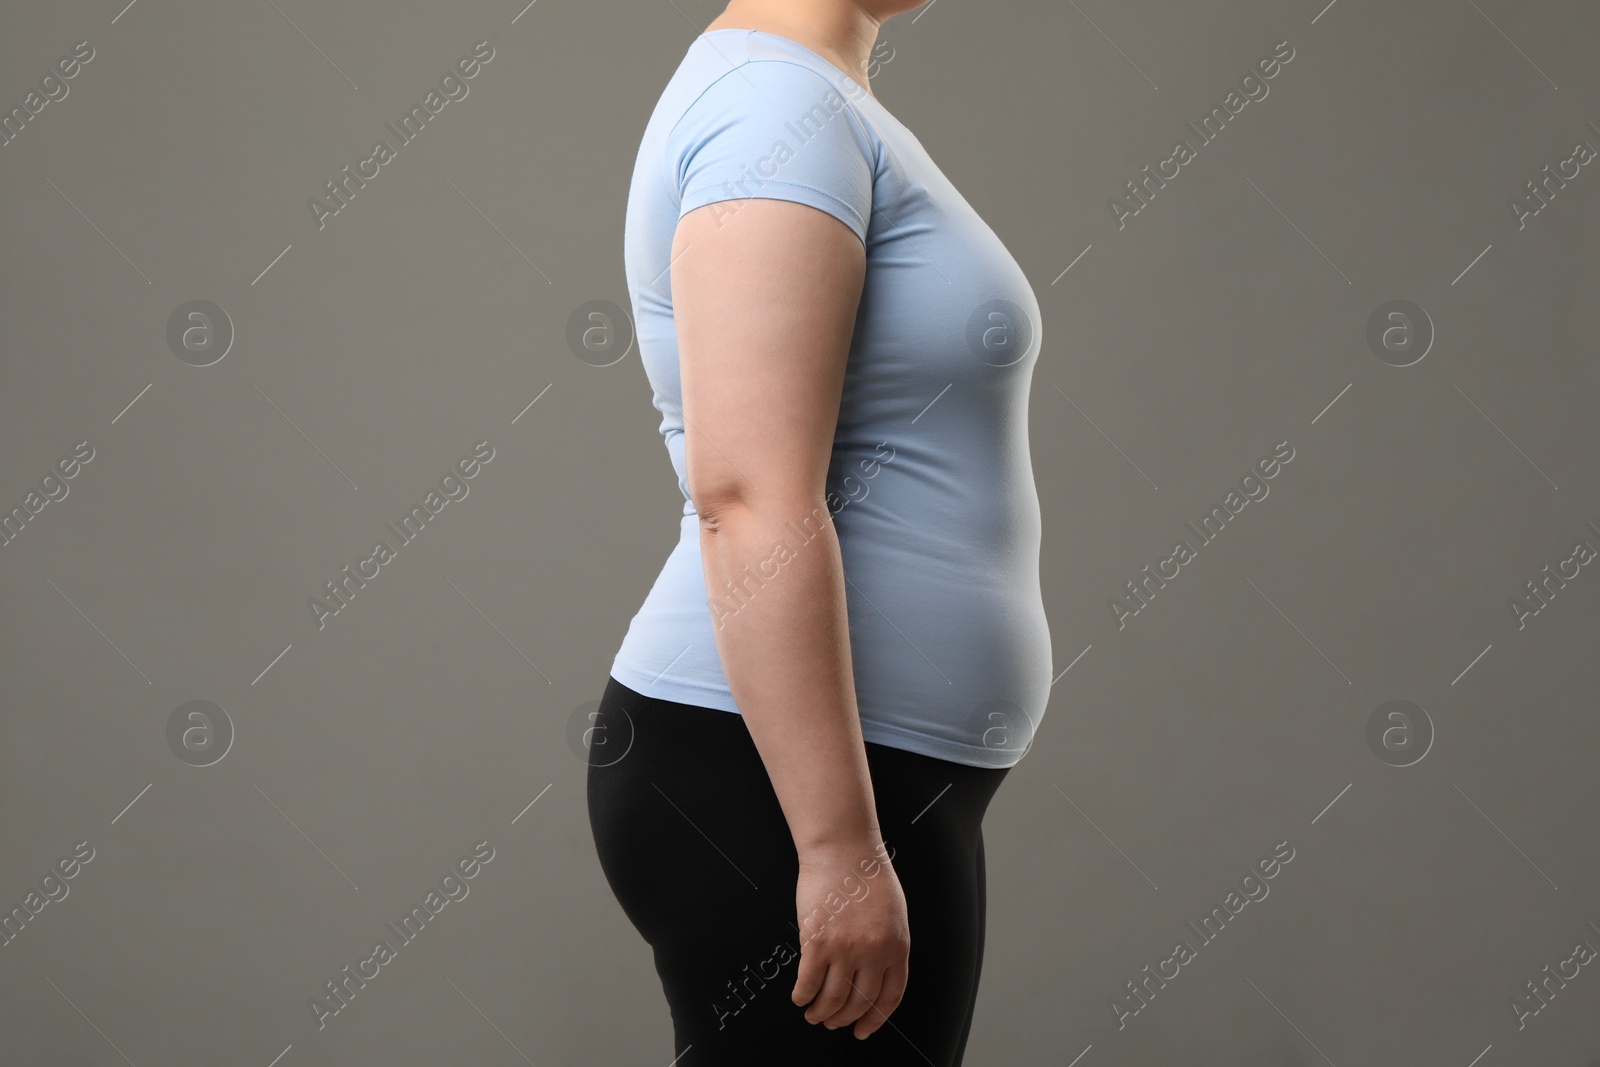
top-left (610, 28), bottom-right (1053, 769)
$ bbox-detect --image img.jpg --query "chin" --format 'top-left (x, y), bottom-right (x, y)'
top-left (872, 0), bottom-right (935, 19)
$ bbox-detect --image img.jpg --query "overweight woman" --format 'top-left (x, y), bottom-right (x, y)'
top-left (586, 1), bottom-right (1052, 1063)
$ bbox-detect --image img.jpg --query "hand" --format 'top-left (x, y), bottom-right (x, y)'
top-left (790, 839), bottom-right (910, 1039)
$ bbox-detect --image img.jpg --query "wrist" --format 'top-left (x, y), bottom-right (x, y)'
top-left (796, 833), bottom-right (891, 871)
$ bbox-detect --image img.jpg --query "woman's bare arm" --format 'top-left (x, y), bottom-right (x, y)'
top-left (675, 196), bottom-right (874, 856)
top-left (673, 196), bottom-right (909, 1037)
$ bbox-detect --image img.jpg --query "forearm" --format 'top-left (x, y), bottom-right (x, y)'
top-left (699, 498), bottom-right (880, 860)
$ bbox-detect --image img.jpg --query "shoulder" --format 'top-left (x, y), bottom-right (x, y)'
top-left (667, 46), bottom-right (873, 144)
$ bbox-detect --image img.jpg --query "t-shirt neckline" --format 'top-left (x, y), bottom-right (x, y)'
top-left (699, 27), bottom-right (883, 108)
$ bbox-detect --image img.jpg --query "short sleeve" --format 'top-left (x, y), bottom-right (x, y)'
top-left (667, 60), bottom-right (877, 244)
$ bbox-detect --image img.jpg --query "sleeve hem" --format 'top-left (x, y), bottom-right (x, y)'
top-left (679, 176), bottom-right (869, 246)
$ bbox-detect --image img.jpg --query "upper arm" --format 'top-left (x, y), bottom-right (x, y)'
top-left (674, 200), bottom-right (865, 518)
top-left (664, 62), bottom-right (876, 518)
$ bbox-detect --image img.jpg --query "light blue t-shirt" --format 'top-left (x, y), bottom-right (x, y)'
top-left (610, 28), bottom-right (1052, 769)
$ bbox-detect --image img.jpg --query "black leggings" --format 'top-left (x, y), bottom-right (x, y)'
top-left (586, 675), bottom-right (1010, 1066)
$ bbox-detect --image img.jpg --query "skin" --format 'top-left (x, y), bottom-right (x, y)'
top-left (679, 0), bottom-right (930, 1041)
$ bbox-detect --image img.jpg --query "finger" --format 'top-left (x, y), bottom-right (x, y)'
top-left (824, 968), bottom-right (882, 1031)
top-left (804, 962), bottom-right (854, 1024)
top-left (791, 948), bottom-right (827, 1008)
top-left (854, 960), bottom-right (908, 1039)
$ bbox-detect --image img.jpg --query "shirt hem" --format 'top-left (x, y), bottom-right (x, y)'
top-left (608, 656), bottom-right (743, 714)
top-left (858, 719), bottom-right (1028, 770)
top-left (607, 656), bottom-right (1028, 769)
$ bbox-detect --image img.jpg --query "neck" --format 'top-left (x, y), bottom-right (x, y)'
top-left (705, 0), bottom-right (883, 98)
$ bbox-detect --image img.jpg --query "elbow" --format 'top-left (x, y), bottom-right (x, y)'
top-left (693, 491), bottom-right (753, 531)
top-left (693, 489), bottom-right (834, 533)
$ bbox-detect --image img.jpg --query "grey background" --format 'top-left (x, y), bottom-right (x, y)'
top-left (2, 0), bottom-right (1597, 1064)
